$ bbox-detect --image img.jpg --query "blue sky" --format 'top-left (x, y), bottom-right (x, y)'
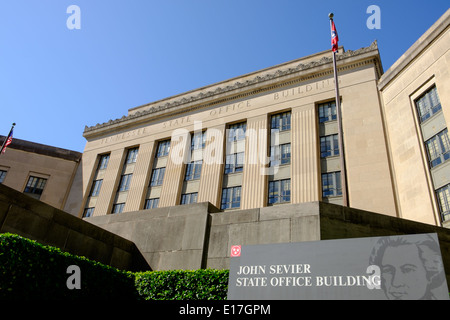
top-left (0, 1), bottom-right (448, 152)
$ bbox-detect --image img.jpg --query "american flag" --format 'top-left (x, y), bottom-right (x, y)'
top-left (1, 127), bottom-right (13, 154)
top-left (331, 20), bottom-right (339, 52)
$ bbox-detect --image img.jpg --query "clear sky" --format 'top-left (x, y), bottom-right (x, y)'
top-left (0, 1), bottom-right (448, 152)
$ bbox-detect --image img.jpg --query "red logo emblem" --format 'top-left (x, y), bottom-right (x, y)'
top-left (230, 245), bottom-right (241, 257)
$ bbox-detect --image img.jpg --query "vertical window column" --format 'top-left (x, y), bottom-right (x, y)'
top-left (221, 122), bottom-right (246, 210)
top-left (318, 101), bottom-right (343, 204)
top-left (83, 154), bottom-right (110, 218)
top-left (414, 85), bottom-right (450, 223)
top-left (268, 111), bottom-right (291, 206)
top-left (145, 140), bottom-right (170, 209)
top-left (180, 132), bottom-right (205, 205)
top-left (112, 147), bottom-right (138, 214)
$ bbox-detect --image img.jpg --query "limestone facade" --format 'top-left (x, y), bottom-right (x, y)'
top-left (75, 9), bottom-right (449, 228)
top-left (81, 40), bottom-right (398, 220)
top-left (379, 9), bottom-right (450, 227)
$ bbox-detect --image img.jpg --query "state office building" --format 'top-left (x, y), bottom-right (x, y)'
top-left (79, 10), bottom-right (450, 228)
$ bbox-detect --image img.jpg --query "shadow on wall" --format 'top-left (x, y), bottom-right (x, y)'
top-left (0, 183), bottom-right (150, 272)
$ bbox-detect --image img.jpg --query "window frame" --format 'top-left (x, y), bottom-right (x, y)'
top-left (0, 170), bottom-right (7, 183)
top-left (181, 192), bottom-right (198, 205)
top-left (98, 154), bottom-right (110, 170)
top-left (227, 122), bottom-right (247, 142)
top-left (270, 143), bottom-right (291, 167)
top-left (118, 174), bottom-right (133, 192)
top-left (150, 167), bottom-right (165, 186)
top-left (268, 179), bottom-right (291, 205)
top-left (90, 179), bottom-right (103, 197)
top-left (24, 176), bottom-right (47, 199)
top-left (320, 134), bottom-right (340, 158)
top-left (322, 171), bottom-right (342, 198)
top-left (271, 111), bottom-right (291, 132)
top-left (126, 147), bottom-right (139, 164)
top-left (156, 140), bottom-right (171, 158)
top-left (191, 131), bottom-right (206, 150)
top-left (225, 152), bottom-right (245, 174)
top-left (436, 184), bottom-right (450, 222)
top-left (415, 86), bottom-right (442, 123)
top-left (318, 101), bottom-right (337, 123)
top-left (83, 207), bottom-right (95, 218)
top-left (112, 203), bottom-right (125, 214)
top-left (425, 129), bottom-right (450, 168)
top-left (185, 160), bottom-right (203, 181)
top-left (144, 198), bottom-right (159, 209)
top-left (221, 186), bottom-right (242, 210)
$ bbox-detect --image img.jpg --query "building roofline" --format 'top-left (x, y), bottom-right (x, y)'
top-left (378, 8), bottom-right (450, 91)
top-left (83, 41), bottom-right (381, 138)
top-left (0, 136), bottom-right (82, 162)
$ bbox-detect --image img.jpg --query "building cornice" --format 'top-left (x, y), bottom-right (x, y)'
top-left (84, 41), bottom-right (380, 138)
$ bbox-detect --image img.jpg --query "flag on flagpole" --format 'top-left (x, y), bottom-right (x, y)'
top-left (331, 20), bottom-right (339, 52)
top-left (1, 126), bottom-right (14, 154)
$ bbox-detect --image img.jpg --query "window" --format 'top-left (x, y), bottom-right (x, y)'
top-left (416, 86), bottom-right (442, 123)
top-left (185, 160), bottom-right (202, 181)
top-left (181, 193), bottom-right (198, 205)
top-left (271, 112), bottom-right (291, 131)
top-left (268, 179), bottom-right (291, 204)
top-left (150, 168), bottom-right (165, 186)
top-left (112, 203), bottom-right (125, 214)
top-left (24, 176), bottom-right (47, 199)
top-left (118, 174), bottom-right (132, 192)
top-left (320, 134), bottom-right (340, 158)
top-left (0, 170), bottom-right (6, 183)
top-left (425, 129), bottom-right (450, 168)
top-left (126, 147), bottom-right (139, 164)
top-left (270, 144), bottom-right (291, 167)
top-left (83, 208), bottom-right (95, 218)
top-left (228, 122), bottom-right (247, 142)
top-left (191, 132), bottom-right (206, 150)
top-left (90, 179), bottom-right (103, 196)
top-left (157, 140), bottom-right (171, 157)
top-left (436, 184), bottom-right (450, 222)
top-left (98, 154), bottom-right (110, 170)
top-left (221, 186), bottom-right (241, 210)
top-left (144, 198), bottom-right (159, 209)
top-left (318, 101), bottom-right (337, 123)
top-left (225, 153), bottom-right (244, 174)
top-left (322, 172), bottom-right (342, 198)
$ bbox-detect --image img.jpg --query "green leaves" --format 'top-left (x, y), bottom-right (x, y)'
top-left (0, 233), bottom-right (229, 300)
top-left (134, 269), bottom-right (229, 300)
top-left (0, 233), bottom-right (136, 300)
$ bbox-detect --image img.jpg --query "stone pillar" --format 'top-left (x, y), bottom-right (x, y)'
top-left (197, 124), bottom-right (225, 208)
top-left (291, 104), bottom-right (320, 203)
top-left (241, 115), bottom-right (269, 209)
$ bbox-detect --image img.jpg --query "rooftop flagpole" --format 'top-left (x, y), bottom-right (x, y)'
top-left (0, 123), bottom-right (15, 155)
top-left (329, 13), bottom-right (349, 207)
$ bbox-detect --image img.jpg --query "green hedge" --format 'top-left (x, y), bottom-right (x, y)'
top-left (0, 233), bottom-right (229, 300)
top-left (135, 269), bottom-right (229, 300)
top-left (0, 233), bottom-right (137, 300)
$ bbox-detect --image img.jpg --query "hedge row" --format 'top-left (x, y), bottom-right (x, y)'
top-left (135, 269), bottom-right (229, 300)
top-left (0, 233), bottom-right (229, 300)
